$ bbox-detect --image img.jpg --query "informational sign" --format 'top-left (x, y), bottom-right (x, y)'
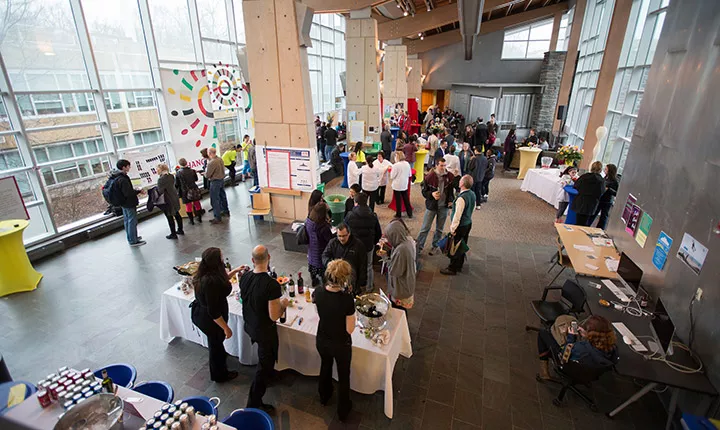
top-left (0, 176), bottom-right (29, 221)
top-left (123, 146), bottom-right (169, 187)
top-left (620, 193), bottom-right (637, 224)
top-left (652, 231), bottom-right (673, 271)
top-left (348, 120), bottom-right (365, 145)
top-left (635, 212), bottom-right (653, 248)
top-left (676, 233), bottom-right (708, 275)
top-left (625, 205), bottom-right (642, 236)
top-left (256, 146), bottom-right (319, 192)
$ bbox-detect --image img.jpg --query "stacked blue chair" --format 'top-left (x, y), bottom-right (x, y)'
top-left (133, 381), bottom-right (174, 403)
top-left (222, 408), bottom-right (274, 430)
top-left (182, 396), bottom-right (220, 416)
top-left (93, 364), bottom-right (137, 388)
top-left (0, 381), bottom-right (36, 416)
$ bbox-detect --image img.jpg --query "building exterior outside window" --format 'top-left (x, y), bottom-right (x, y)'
top-left (308, 13), bottom-right (346, 118)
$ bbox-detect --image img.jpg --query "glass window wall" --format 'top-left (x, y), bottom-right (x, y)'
top-left (308, 14), bottom-right (346, 117)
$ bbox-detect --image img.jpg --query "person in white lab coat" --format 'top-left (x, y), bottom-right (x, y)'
top-left (375, 152), bottom-right (393, 204)
top-left (347, 152), bottom-right (361, 188)
top-left (390, 151), bottom-right (413, 219)
top-left (360, 156), bottom-right (382, 212)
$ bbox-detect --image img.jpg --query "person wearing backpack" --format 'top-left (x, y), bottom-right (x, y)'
top-left (105, 159), bottom-right (146, 247)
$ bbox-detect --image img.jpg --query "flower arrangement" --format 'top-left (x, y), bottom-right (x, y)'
top-left (428, 120), bottom-right (445, 135)
top-left (557, 145), bottom-right (584, 165)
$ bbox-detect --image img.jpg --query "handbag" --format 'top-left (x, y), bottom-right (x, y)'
top-left (186, 187), bottom-right (202, 202)
top-left (437, 233), bottom-right (452, 256)
top-left (296, 224), bottom-right (309, 245)
top-left (448, 237), bottom-right (469, 257)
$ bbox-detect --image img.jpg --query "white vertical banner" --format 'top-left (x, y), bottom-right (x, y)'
top-left (160, 68), bottom-right (217, 170)
top-left (123, 146), bottom-right (169, 188)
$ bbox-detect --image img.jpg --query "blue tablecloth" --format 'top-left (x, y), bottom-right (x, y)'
top-left (340, 152), bottom-right (351, 188)
top-left (390, 127), bottom-right (400, 152)
top-left (564, 185), bottom-right (579, 225)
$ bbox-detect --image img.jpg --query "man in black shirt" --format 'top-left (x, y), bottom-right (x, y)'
top-left (322, 223), bottom-right (367, 295)
top-left (324, 126), bottom-right (338, 162)
top-left (239, 245), bottom-right (288, 413)
top-left (344, 192), bottom-right (381, 293)
top-left (380, 123), bottom-right (393, 161)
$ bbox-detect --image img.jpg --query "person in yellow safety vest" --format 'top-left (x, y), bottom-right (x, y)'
top-left (221, 144), bottom-right (240, 186)
top-left (240, 135), bottom-right (251, 179)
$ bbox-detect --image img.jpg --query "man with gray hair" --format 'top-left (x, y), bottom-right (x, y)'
top-left (205, 147), bottom-right (229, 224)
top-left (322, 223), bottom-right (368, 295)
top-left (441, 174), bottom-right (476, 276)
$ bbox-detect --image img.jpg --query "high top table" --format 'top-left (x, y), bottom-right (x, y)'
top-left (413, 149), bottom-right (429, 183)
top-left (0, 220), bottom-right (42, 297)
top-left (517, 147), bottom-right (543, 179)
top-left (554, 223), bottom-right (619, 279)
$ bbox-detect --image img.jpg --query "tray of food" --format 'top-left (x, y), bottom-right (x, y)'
top-left (174, 261), bottom-right (199, 276)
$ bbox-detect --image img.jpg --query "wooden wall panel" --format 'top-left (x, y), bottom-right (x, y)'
top-left (367, 104), bottom-right (380, 130)
top-left (346, 38), bottom-right (365, 105)
top-left (289, 123), bottom-right (313, 148)
top-left (270, 194), bottom-right (294, 222)
top-left (364, 38), bottom-right (379, 106)
top-left (361, 18), bottom-right (376, 39)
top-left (255, 122), bottom-right (290, 147)
top-left (242, 0), bottom-right (282, 123)
top-left (274, 0), bottom-right (308, 125)
top-left (346, 19), bottom-right (362, 38)
top-left (407, 58), bottom-right (422, 99)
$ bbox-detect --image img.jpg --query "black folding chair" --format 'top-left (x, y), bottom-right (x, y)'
top-left (525, 280), bottom-right (587, 332)
top-left (539, 356), bottom-right (614, 412)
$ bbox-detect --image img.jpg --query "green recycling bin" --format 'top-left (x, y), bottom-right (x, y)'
top-left (324, 194), bottom-right (347, 226)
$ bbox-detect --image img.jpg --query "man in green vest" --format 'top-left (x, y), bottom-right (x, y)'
top-left (441, 174), bottom-right (476, 276)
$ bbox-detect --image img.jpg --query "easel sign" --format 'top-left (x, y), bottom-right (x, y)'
top-left (348, 120), bottom-right (365, 145)
top-left (0, 176), bottom-right (30, 222)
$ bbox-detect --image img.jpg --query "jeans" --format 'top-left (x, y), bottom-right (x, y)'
top-left (366, 249), bottom-right (375, 292)
top-left (121, 206), bottom-right (139, 244)
top-left (472, 182), bottom-right (483, 205)
top-left (317, 138), bottom-right (324, 159)
top-left (393, 189), bottom-right (412, 218)
top-left (449, 223), bottom-right (471, 272)
top-left (416, 206), bottom-right (449, 251)
top-left (590, 201), bottom-right (613, 230)
top-left (325, 145), bottom-right (335, 163)
top-left (317, 340), bottom-right (352, 420)
top-left (481, 178), bottom-right (491, 196)
top-left (248, 330), bottom-right (279, 408)
top-left (209, 179), bottom-right (228, 220)
top-left (252, 169), bottom-right (259, 187)
top-left (556, 201), bottom-right (569, 220)
top-left (242, 160), bottom-right (251, 176)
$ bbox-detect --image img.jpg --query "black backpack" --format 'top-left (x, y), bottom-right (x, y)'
top-left (102, 175), bottom-right (124, 207)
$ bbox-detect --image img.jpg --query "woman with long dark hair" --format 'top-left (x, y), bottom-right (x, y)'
top-left (592, 164), bottom-right (619, 229)
top-left (353, 141), bottom-right (366, 163)
top-left (305, 203), bottom-right (334, 287)
top-left (503, 129), bottom-right (517, 171)
top-left (191, 247), bottom-right (245, 382)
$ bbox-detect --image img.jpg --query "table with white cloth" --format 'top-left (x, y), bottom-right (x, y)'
top-left (160, 285), bottom-right (413, 419)
top-left (520, 168), bottom-right (563, 208)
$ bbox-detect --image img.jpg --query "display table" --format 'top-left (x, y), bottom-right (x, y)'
top-left (388, 168), bottom-right (416, 213)
top-left (340, 151), bottom-right (351, 188)
top-left (0, 384), bottom-right (231, 430)
top-left (520, 168), bottom-right (563, 208)
top-left (517, 147), bottom-right (543, 179)
top-left (555, 224), bottom-right (619, 279)
top-left (160, 285), bottom-right (412, 419)
top-left (413, 150), bottom-right (428, 184)
top-left (0, 220), bottom-right (42, 297)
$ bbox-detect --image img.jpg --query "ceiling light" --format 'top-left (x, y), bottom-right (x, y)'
top-left (403, 11), bottom-right (408, 16)
top-left (421, 35), bottom-right (424, 40)
top-left (418, 33), bottom-right (422, 36)
top-left (44, 52), bottom-right (56, 56)
top-left (427, 6), bottom-right (431, 11)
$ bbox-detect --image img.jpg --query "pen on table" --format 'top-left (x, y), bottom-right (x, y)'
top-left (297, 317), bottom-right (304, 326)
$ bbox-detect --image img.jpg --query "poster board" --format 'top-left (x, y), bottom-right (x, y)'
top-left (348, 120), bottom-right (365, 145)
top-left (256, 146), bottom-right (318, 192)
top-left (123, 146), bottom-right (169, 188)
top-left (0, 176), bottom-right (30, 221)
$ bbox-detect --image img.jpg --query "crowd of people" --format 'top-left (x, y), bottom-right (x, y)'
top-left (555, 161), bottom-right (620, 228)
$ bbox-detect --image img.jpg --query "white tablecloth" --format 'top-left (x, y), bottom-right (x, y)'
top-left (160, 285), bottom-right (413, 419)
top-left (520, 168), bottom-right (564, 209)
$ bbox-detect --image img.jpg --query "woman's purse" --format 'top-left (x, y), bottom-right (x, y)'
top-left (186, 187), bottom-right (202, 202)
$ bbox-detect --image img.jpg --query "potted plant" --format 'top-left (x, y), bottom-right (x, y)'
top-left (556, 145), bottom-right (584, 167)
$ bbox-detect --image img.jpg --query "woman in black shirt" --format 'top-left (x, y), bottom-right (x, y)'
top-left (572, 161), bottom-right (606, 227)
top-left (592, 163), bottom-right (619, 229)
top-left (191, 247), bottom-right (246, 382)
top-left (313, 259), bottom-right (357, 421)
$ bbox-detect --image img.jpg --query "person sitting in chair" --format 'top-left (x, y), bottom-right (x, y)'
top-left (537, 315), bottom-right (619, 380)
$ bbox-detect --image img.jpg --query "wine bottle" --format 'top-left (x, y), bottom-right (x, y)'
top-left (288, 275), bottom-right (295, 298)
top-left (270, 266), bottom-right (277, 279)
top-left (101, 369), bottom-right (114, 394)
top-left (225, 258), bottom-right (231, 271)
top-left (279, 308), bottom-right (287, 324)
top-left (297, 272), bottom-right (304, 295)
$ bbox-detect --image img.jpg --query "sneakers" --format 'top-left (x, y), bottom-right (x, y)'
top-left (440, 267), bottom-right (457, 276)
top-left (428, 246), bottom-right (441, 256)
top-left (166, 234), bottom-right (178, 240)
top-left (221, 211), bottom-right (231, 217)
top-left (210, 219), bottom-right (222, 225)
top-left (475, 205), bottom-right (482, 210)
top-left (130, 240), bottom-right (147, 247)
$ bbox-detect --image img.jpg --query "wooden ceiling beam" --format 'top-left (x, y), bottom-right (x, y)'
top-left (406, 2), bottom-right (567, 54)
top-left (377, 0), bottom-right (510, 40)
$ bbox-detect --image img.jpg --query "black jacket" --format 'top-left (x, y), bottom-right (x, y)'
top-left (468, 155), bottom-right (487, 184)
top-left (380, 130), bottom-right (393, 152)
top-left (325, 128), bottom-right (338, 146)
top-left (322, 235), bottom-right (367, 289)
top-left (599, 177), bottom-right (619, 204)
top-left (110, 170), bottom-right (139, 208)
top-left (421, 169), bottom-right (455, 211)
top-left (572, 172), bottom-right (605, 215)
top-left (474, 123), bottom-right (488, 150)
top-left (344, 206), bottom-right (382, 253)
top-left (174, 167), bottom-right (199, 204)
top-left (485, 155), bottom-right (496, 180)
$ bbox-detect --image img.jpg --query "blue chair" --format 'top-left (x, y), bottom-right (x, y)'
top-left (133, 381), bottom-right (174, 403)
top-left (0, 381), bottom-right (36, 416)
top-left (221, 408), bottom-right (274, 430)
top-left (93, 364), bottom-right (137, 388)
top-left (182, 396), bottom-right (220, 416)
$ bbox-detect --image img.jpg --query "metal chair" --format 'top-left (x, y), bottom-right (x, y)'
top-left (93, 363), bottom-right (137, 388)
top-left (526, 280), bottom-right (587, 332)
top-left (247, 192), bottom-right (273, 226)
top-left (538, 355), bottom-right (614, 412)
top-left (133, 381), bottom-right (174, 403)
top-left (221, 408), bottom-right (274, 430)
top-left (547, 236), bottom-right (573, 287)
top-left (182, 396), bottom-right (221, 416)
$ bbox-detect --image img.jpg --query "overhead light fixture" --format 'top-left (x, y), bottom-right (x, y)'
top-left (403, 11), bottom-right (408, 16)
top-left (420, 35), bottom-right (424, 40)
top-left (44, 52), bottom-right (56, 56)
top-left (418, 33), bottom-right (422, 36)
top-left (427, 6), bottom-right (431, 11)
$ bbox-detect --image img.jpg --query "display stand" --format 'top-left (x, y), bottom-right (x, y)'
top-left (414, 149), bottom-right (428, 183)
top-left (0, 220), bottom-right (42, 297)
top-left (517, 147), bottom-right (543, 179)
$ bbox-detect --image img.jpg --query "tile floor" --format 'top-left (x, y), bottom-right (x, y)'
top-left (1, 174), bottom-right (667, 429)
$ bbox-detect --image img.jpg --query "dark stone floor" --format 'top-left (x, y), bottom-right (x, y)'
top-left (1, 178), bottom-right (667, 429)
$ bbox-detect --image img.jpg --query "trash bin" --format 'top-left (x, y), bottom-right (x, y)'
top-left (249, 186), bottom-right (264, 220)
top-left (316, 183), bottom-right (325, 194)
top-left (324, 195), bottom-right (347, 226)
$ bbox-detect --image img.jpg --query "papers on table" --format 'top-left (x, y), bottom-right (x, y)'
top-left (585, 263), bottom-right (599, 271)
top-left (602, 279), bottom-right (631, 302)
top-left (592, 237), bottom-right (615, 247)
top-left (605, 258), bottom-right (619, 272)
top-left (612, 322), bottom-right (648, 352)
top-left (573, 244), bottom-right (595, 252)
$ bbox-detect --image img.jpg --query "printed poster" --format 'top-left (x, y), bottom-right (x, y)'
top-left (652, 231), bottom-right (673, 271)
top-left (266, 150), bottom-right (291, 190)
top-left (634, 212), bottom-right (653, 248)
top-left (256, 146), bottom-right (319, 192)
top-left (124, 146), bottom-right (169, 187)
top-left (676, 233), bottom-right (709, 275)
top-left (160, 68), bottom-right (217, 170)
top-left (625, 205), bottom-right (642, 236)
top-left (621, 193), bottom-right (637, 224)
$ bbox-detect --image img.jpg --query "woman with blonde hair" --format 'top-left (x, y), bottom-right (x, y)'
top-left (537, 315), bottom-right (618, 380)
top-left (313, 259), bottom-right (356, 422)
top-left (157, 163), bottom-right (184, 239)
top-left (572, 161), bottom-right (605, 227)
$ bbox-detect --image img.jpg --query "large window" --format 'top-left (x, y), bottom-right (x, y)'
top-left (497, 93), bottom-right (535, 128)
top-left (599, 0), bottom-right (668, 172)
top-left (0, 0), bottom-right (249, 244)
top-left (502, 19), bottom-right (554, 59)
top-left (308, 14), bottom-right (346, 116)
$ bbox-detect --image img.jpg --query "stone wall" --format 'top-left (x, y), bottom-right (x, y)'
top-left (531, 51), bottom-right (566, 133)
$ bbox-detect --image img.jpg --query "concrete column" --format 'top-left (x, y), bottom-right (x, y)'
top-left (345, 15), bottom-right (381, 141)
top-left (407, 57), bottom-right (422, 102)
top-left (553, 0), bottom-right (586, 134)
top-left (383, 41), bottom-right (408, 110)
top-left (579, 0), bottom-right (632, 169)
top-left (548, 10), bottom-right (564, 51)
top-left (243, 0), bottom-right (314, 222)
